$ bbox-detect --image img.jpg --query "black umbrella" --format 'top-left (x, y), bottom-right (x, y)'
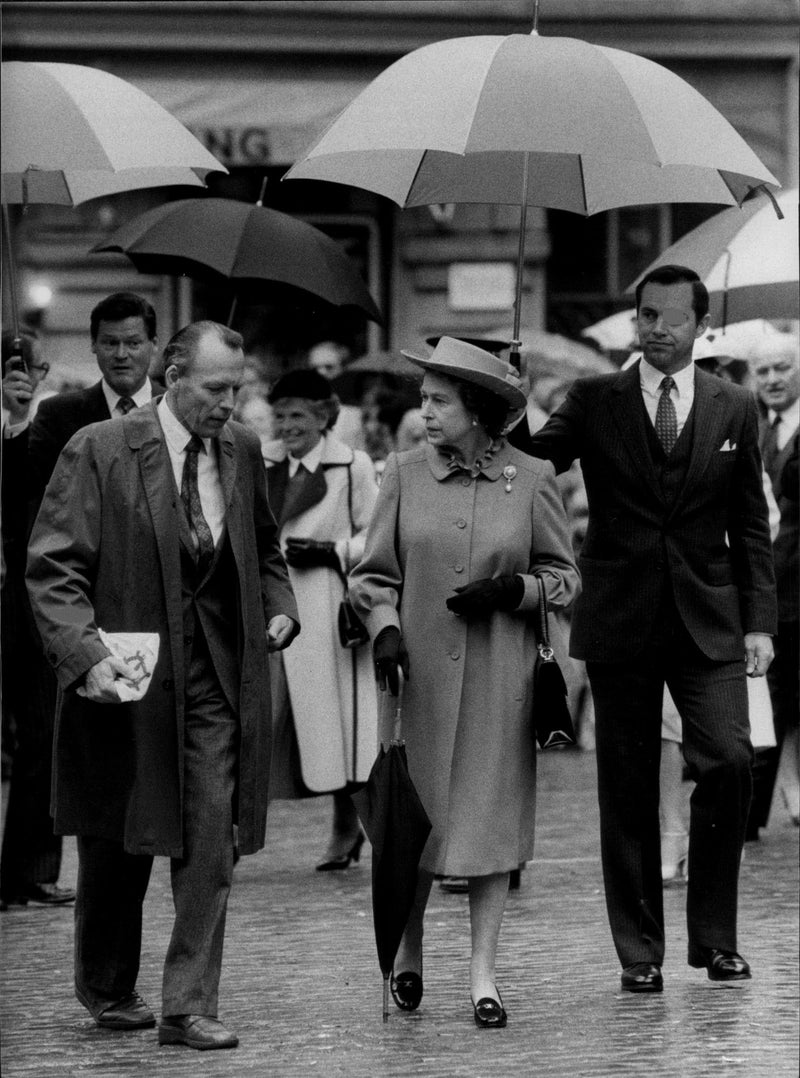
top-left (351, 697), bottom-right (432, 1021)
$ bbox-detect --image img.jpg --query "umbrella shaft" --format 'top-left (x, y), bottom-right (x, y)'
top-left (2, 206), bottom-right (21, 339)
top-left (510, 153), bottom-right (532, 369)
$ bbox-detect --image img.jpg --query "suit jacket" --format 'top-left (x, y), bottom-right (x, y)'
top-left (524, 363), bottom-right (777, 662)
top-left (25, 403), bottom-right (298, 857)
top-left (760, 418), bottom-right (799, 624)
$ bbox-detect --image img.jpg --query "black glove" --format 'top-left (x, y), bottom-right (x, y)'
top-left (445, 575), bottom-right (524, 618)
top-left (373, 626), bottom-right (410, 696)
top-left (284, 537), bottom-right (340, 570)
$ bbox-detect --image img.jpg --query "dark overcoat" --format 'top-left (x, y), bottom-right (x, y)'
top-left (26, 402), bottom-right (298, 857)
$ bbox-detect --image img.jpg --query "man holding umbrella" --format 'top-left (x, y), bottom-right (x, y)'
top-left (522, 264), bottom-right (776, 992)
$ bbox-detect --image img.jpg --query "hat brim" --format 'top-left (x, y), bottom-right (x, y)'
top-left (401, 349), bottom-right (527, 410)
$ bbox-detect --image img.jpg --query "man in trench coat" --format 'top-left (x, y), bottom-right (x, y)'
top-left (514, 265), bottom-right (776, 993)
top-left (26, 320), bottom-right (299, 1050)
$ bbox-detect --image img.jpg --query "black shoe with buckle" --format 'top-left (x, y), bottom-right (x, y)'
top-left (689, 947), bottom-right (751, 982)
top-left (621, 962), bottom-right (663, 993)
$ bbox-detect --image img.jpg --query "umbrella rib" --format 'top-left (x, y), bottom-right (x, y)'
top-left (577, 155), bottom-right (588, 215)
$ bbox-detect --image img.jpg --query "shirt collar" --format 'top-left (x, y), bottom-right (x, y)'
top-left (102, 378), bottom-right (152, 415)
top-left (639, 357), bottom-right (695, 397)
top-left (157, 395), bottom-right (212, 455)
top-left (288, 435), bottom-right (324, 476)
top-left (769, 399), bottom-right (800, 431)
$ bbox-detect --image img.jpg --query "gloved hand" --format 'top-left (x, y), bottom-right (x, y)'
top-left (445, 575), bottom-right (524, 618)
top-left (284, 537), bottom-right (340, 570)
top-left (373, 626), bottom-right (410, 696)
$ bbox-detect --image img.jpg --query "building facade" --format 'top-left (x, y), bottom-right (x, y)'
top-left (2, 0), bottom-right (798, 383)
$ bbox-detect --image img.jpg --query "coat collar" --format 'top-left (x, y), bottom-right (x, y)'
top-left (264, 432), bottom-right (355, 469)
top-left (425, 439), bottom-right (514, 482)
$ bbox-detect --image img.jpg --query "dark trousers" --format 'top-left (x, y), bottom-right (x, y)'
top-left (0, 588), bottom-right (62, 898)
top-left (750, 620), bottom-right (800, 829)
top-left (74, 644), bottom-right (239, 1017)
top-left (587, 610), bottom-right (752, 969)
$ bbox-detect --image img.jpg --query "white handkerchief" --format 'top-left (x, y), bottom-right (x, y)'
top-left (97, 629), bottom-right (160, 702)
top-left (719, 439), bottom-right (737, 452)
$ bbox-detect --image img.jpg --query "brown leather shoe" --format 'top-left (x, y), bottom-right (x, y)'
top-left (77, 989), bottom-right (156, 1030)
top-left (620, 962), bottom-right (663, 993)
top-left (158, 1014), bottom-right (239, 1050)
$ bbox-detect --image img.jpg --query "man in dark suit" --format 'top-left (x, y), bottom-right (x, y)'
top-left (749, 338), bottom-right (799, 830)
top-left (515, 265), bottom-right (776, 992)
top-left (26, 321), bottom-right (299, 1051)
top-left (0, 294), bottom-right (160, 911)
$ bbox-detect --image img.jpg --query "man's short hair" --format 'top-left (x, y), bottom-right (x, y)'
top-left (634, 264), bottom-right (709, 323)
top-left (90, 293), bottom-right (157, 341)
top-left (162, 321), bottom-right (244, 376)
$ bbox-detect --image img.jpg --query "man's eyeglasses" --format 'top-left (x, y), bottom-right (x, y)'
top-left (638, 307), bottom-right (693, 328)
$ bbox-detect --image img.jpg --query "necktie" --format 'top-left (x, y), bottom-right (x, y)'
top-left (760, 414), bottom-right (782, 475)
top-left (116, 396), bottom-right (135, 415)
top-left (181, 435), bottom-right (215, 566)
top-left (655, 376), bottom-right (678, 455)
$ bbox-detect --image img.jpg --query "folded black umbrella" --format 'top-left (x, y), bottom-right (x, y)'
top-left (352, 699), bottom-right (432, 1021)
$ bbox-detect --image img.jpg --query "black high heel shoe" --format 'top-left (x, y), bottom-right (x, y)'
top-left (316, 831), bottom-right (365, 872)
top-left (390, 970), bottom-right (423, 1011)
top-left (472, 990), bottom-right (507, 1028)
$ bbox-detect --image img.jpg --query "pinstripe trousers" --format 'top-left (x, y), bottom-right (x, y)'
top-left (587, 598), bottom-right (753, 969)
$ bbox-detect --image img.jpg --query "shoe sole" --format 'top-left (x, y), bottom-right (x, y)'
top-left (158, 1028), bottom-right (238, 1050)
top-left (97, 1015), bottom-right (156, 1030)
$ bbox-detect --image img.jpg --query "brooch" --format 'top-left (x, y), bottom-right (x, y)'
top-left (502, 464), bottom-right (517, 493)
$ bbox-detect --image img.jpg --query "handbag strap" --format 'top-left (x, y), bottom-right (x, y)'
top-left (535, 576), bottom-right (554, 658)
top-left (335, 457), bottom-right (356, 590)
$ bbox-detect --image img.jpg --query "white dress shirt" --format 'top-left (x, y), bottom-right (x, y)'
top-left (157, 397), bottom-right (226, 546)
top-left (639, 357), bottom-right (695, 437)
top-left (768, 398), bottom-right (800, 450)
top-left (102, 378), bottom-right (153, 416)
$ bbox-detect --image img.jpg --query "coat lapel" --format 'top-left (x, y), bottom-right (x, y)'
top-left (668, 368), bottom-right (725, 518)
top-left (608, 364), bottom-right (665, 497)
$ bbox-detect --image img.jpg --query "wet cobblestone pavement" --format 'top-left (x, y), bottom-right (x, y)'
top-left (2, 750), bottom-right (798, 1077)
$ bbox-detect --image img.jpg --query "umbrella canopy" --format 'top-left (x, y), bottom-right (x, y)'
top-left (91, 198), bottom-right (382, 323)
top-left (1, 61), bottom-right (225, 205)
top-left (628, 188), bottom-right (799, 328)
top-left (331, 350), bottom-right (420, 404)
top-left (285, 31), bottom-right (777, 360)
top-left (486, 325), bottom-right (616, 376)
top-left (351, 728), bottom-right (432, 1021)
top-left (285, 34), bottom-right (776, 213)
top-left (581, 309), bottom-right (638, 353)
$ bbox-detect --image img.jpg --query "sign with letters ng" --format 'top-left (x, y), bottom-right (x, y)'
top-left (190, 127), bottom-right (272, 167)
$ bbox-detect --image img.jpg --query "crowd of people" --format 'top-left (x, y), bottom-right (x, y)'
top-left (0, 265), bottom-right (797, 1050)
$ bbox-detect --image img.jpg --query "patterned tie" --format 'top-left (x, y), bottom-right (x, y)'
top-left (655, 376), bottom-right (678, 455)
top-left (116, 396), bottom-right (135, 415)
top-left (181, 435), bottom-right (215, 567)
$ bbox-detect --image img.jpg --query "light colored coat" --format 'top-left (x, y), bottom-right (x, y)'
top-left (349, 442), bottom-right (580, 876)
top-left (267, 434), bottom-right (379, 791)
top-left (25, 404), bottom-right (298, 857)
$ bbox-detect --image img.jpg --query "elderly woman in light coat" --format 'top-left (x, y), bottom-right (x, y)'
top-left (265, 369), bottom-right (379, 870)
top-left (349, 337), bottom-right (580, 1028)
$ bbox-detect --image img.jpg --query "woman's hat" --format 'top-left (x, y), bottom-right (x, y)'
top-left (401, 336), bottom-right (527, 409)
top-left (267, 367), bottom-right (334, 403)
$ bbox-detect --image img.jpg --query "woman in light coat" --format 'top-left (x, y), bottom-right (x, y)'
top-left (349, 337), bottom-right (580, 1027)
top-left (265, 369), bottom-right (379, 869)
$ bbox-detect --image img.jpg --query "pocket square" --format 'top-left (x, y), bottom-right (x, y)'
top-left (719, 439), bottom-right (737, 452)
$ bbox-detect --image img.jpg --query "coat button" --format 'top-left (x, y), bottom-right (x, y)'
top-left (450, 650), bottom-right (460, 660)
top-left (461, 477), bottom-right (471, 487)
top-left (454, 564), bottom-right (465, 574)
top-left (456, 518), bottom-right (467, 529)
top-left (162, 678), bottom-right (173, 690)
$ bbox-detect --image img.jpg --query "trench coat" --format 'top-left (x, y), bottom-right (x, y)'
top-left (266, 433), bottom-right (379, 792)
top-left (25, 403), bottom-right (298, 857)
top-left (349, 441), bottom-right (580, 876)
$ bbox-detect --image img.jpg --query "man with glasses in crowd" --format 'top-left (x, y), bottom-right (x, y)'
top-left (514, 264), bottom-right (776, 995)
top-left (0, 294), bottom-right (160, 911)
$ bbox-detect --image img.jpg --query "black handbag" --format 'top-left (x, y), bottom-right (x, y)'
top-left (533, 575), bottom-right (576, 750)
top-left (337, 460), bottom-right (370, 649)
